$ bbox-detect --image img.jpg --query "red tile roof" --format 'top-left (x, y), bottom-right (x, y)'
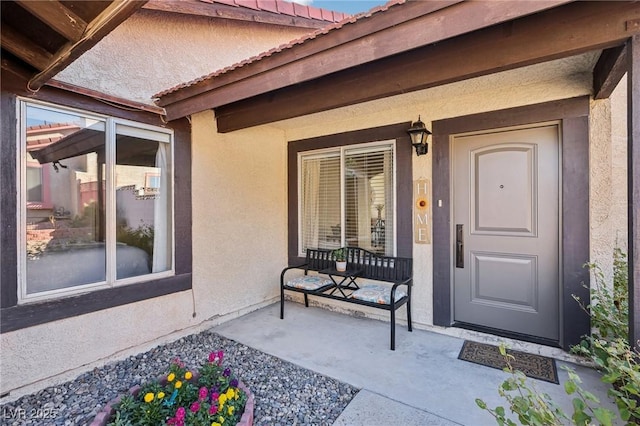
top-left (201, 0), bottom-right (349, 23)
top-left (155, 0), bottom-right (403, 99)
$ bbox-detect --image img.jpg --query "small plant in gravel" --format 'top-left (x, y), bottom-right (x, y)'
top-left (108, 351), bottom-right (247, 426)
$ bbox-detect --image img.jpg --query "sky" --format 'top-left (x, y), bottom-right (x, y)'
top-left (294, 0), bottom-right (389, 15)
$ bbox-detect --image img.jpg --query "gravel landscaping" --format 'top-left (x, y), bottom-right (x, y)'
top-left (0, 330), bottom-right (359, 425)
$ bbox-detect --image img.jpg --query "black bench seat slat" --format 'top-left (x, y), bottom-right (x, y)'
top-left (280, 247), bottom-right (413, 350)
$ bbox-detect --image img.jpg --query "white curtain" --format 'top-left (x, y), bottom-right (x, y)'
top-left (356, 175), bottom-right (372, 249)
top-left (302, 160), bottom-right (320, 251)
top-left (383, 149), bottom-right (394, 254)
top-left (152, 142), bottom-right (170, 273)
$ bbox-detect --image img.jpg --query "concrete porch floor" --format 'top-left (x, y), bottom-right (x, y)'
top-left (213, 302), bottom-right (616, 426)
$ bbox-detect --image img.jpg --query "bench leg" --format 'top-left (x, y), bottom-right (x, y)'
top-left (407, 300), bottom-right (413, 332)
top-left (390, 308), bottom-right (396, 351)
top-left (304, 293), bottom-right (309, 307)
top-left (280, 286), bottom-right (285, 319)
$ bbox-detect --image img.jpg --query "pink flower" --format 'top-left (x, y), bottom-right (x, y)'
top-left (175, 406), bottom-right (186, 420)
top-left (190, 402), bottom-right (200, 413)
top-left (208, 352), bottom-right (216, 363)
top-left (211, 392), bottom-right (220, 402)
top-left (217, 351), bottom-right (224, 365)
top-left (209, 404), bottom-right (218, 415)
top-left (199, 386), bottom-right (208, 401)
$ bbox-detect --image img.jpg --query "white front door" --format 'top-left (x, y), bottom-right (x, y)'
top-left (452, 124), bottom-right (560, 340)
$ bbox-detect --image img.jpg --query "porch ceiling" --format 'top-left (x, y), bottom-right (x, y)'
top-left (0, 0), bottom-right (147, 92)
top-left (156, 0), bottom-right (640, 130)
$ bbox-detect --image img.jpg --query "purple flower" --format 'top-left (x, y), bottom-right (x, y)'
top-left (198, 386), bottom-right (208, 401)
top-left (223, 367), bottom-right (230, 377)
top-left (175, 406), bottom-right (186, 420)
top-left (230, 378), bottom-right (238, 387)
top-left (190, 402), bottom-right (200, 413)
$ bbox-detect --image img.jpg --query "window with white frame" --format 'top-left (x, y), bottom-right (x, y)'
top-left (19, 101), bottom-right (174, 301)
top-left (298, 141), bottom-right (395, 256)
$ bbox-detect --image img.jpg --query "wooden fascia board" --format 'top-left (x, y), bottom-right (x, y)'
top-left (159, 0), bottom-right (570, 112)
top-left (28, 0), bottom-right (148, 91)
top-left (213, 1), bottom-right (640, 132)
top-left (143, 0), bottom-right (329, 29)
top-left (593, 45), bottom-right (629, 100)
top-left (16, 0), bottom-right (87, 42)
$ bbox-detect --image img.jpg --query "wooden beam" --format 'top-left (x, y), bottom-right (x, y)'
top-left (629, 35), bottom-right (640, 350)
top-left (158, 0), bottom-right (568, 110)
top-left (28, 0), bottom-right (147, 91)
top-left (143, 0), bottom-right (329, 29)
top-left (0, 25), bottom-right (52, 71)
top-left (212, 1), bottom-right (639, 132)
top-left (16, 0), bottom-right (87, 42)
top-left (594, 45), bottom-right (628, 99)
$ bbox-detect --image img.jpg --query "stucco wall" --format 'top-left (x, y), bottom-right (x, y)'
top-left (56, 10), bottom-right (311, 104)
top-left (190, 111), bottom-right (288, 317)
top-left (589, 77), bottom-right (629, 281)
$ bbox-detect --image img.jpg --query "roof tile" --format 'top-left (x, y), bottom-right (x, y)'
top-left (256, 0), bottom-right (279, 14)
top-left (275, 0), bottom-right (294, 16)
top-left (293, 2), bottom-right (310, 18)
top-left (236, 0), bottom-right (260, 11)
top-left (212, 0), bottom-right (237, 6)
top-left (307, 5), bottom-right (323, 20)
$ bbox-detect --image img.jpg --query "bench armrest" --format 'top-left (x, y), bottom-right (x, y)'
top-left (280, 263), bottom-right (309, 285)
top-left (391, 277), bottom-right (412, 300)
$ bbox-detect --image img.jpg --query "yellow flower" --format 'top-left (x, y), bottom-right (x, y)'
top-left (157, 392), bottom-right (165, 399)
top-left (226, 388), bottom-right (235, 399)
top-left (184, 371), bottom-right (193, 380)
top-left (175, 380), bottom-right (183, 389)
top-left (144, 392), bottom-right (154, 403)
top-left (212, 423), bottom-right (222, 426)
top-left (218, 393), bottom-right (227, 404)
top-left (228, 405), bottom-right (234, 415)
top-left (167, 373), bottom-right (175, 382)
top-left (218, 416), bottom-right (225, 423)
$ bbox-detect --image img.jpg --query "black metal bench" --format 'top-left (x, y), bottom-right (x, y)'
top-left (280, 247), bottom-right (413, 350)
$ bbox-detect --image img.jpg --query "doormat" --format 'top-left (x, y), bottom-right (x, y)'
top-left (458, 340), bottom-right (559, 384)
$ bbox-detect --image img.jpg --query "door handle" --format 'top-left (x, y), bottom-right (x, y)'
top-left (456, 224), bottom-right (464, 268)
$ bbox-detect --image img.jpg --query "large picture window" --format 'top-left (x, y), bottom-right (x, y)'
top-left (298, 141), bottom-right (395, 256)
top-left (19, 101), bottom-right (174, 302)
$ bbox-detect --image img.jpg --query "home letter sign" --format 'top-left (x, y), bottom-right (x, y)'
top-left (414, 178), bottom-right (431, 244)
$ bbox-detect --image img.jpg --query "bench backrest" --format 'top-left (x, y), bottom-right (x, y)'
top-left (305, 248), bottom-right (334, 272)
top-left (305, 247), bottom-right (413, 283)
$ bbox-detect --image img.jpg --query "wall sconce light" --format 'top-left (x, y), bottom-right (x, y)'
top-left (407, 116), bottom-right (431, 156)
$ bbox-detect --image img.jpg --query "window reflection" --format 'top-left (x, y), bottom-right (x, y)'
top-left (25, 105), bottom-right (106, 294)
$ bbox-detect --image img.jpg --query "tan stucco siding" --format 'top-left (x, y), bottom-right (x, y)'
top-left (55, 10), bottom-right (311, 104)
top-left (589, 77), bottom-right (629, 280)
top-left (0, 291), bottom-right (197, 395)
top-left (190, 111), bottom-right (288, 317)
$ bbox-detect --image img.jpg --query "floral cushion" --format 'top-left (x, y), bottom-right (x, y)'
top-left (285, 275), bottom-right (333, 291)
top-left (349, 284), bottom-right (407, 305)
